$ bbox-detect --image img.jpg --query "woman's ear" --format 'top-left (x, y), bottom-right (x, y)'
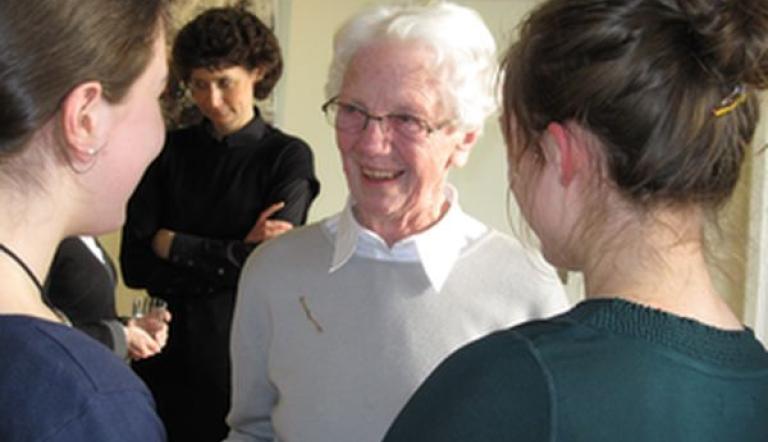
top-left (59, 81), bottom-right (110, 161)
top-left (250, 66), bottom-right (266, 85)
top-left (449, 130), bottom-right (478, 168)
top-left (544, 121), bottom-right (591, 187)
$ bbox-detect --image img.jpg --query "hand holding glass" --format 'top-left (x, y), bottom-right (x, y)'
top-left (128, 297), bottom-right (171, 358)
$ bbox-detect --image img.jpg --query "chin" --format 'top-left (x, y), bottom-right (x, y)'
top-left (89, 212), bottom-right (125, 237)
top-left (545, 251), bottom-right (583, 274)
top-left (540, 244), bottom-right (569, 268)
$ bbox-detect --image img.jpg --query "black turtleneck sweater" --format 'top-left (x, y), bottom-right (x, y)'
top-left (120, 111), bottom-right (320, 297)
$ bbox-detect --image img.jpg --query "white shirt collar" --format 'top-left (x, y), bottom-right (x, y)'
top-left (78, 236), bottom-right (106, 265)
top-left (325, 185), bottom-right (488, 291)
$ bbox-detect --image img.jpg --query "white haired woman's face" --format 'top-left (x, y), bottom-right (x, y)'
top-left (333, 40), bottom-right (476, 238)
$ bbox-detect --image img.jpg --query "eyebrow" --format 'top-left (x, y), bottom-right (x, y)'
top-left (338, 99), bottom-right (429, 118)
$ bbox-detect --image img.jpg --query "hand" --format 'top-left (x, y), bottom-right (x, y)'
top-left (124, 321), bottom-right (164, 360)
top-left (151, 228), bottom-right (175, 259)
top-left (133, 309), bottom-right (171, 348)
top-left (244, 202), bottom-right (294, 244)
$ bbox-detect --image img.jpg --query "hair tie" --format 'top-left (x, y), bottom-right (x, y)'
top-left (712, 85), bottom-right (747, 117)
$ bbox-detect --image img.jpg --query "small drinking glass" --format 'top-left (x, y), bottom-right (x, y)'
top-left (131, 296), bottom-right (168, 320)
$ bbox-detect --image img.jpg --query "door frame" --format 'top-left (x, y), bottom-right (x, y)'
top-left (745, 120), bottom-right (768, 345)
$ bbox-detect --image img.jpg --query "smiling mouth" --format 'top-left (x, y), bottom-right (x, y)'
top-left (362, 167), bottom-right (403, 181)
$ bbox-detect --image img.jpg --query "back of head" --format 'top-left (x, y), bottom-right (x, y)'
top-left (0, 0), bottom-right (166, 168)
top-left (172, 7), bottom-right (282, 100)
top-left (326, 1), bottom-right (498, 132)
top-left (503, 0), bottom-right (768, 209)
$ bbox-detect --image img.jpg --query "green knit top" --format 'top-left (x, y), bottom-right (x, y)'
top-left (384, 298), bottom-right (768, 442)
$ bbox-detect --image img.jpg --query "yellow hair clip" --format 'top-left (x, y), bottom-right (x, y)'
top-left (712, 85), bottom-right (747, 117)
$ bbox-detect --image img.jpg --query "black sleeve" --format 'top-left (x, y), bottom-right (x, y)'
top-left (265, 139), bottom-right (320, 225)
top-left (158, 139), bottom-right (320, 287)
top-left (383, 331), bottom-right (554, 442)
top-left (45, 238), bottom-right (126, 354)
top-left (72, 320), bottom-right (127, 358)
top-left (120, 154), bottom-right (207, 294)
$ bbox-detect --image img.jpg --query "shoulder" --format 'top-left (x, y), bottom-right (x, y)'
top-left (49, 237), bottom-right (87, 273)
top-left (165, 123), bottom-right (205, 147)
top-left (152, 124), bottom-right (210, 165)
top-left (56, 237), bottom-right (86, 257)
top-left (442, 321), bottom-right (578, 379)
top-left (0, 317), bottom-right (160, 440)
top-left (263, 125), bottom-right (311, 149)
top-left (242, 223), bottom-right (330, 275)
top-left (260, 126), bottom-right (315, 162)
top-left (385, 326), bottom-right (559, 441)
top-left (237, 223), bottom-right (331, 310)
top-left (468, 228), bottom-right (542, 265)
top-left (458, 228), bottom-right (568, 307)
top-left (2, 318), bottom-right (148, 393)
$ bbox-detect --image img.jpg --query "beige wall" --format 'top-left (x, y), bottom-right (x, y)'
top-left (104, 0), bottom-right (757, 322)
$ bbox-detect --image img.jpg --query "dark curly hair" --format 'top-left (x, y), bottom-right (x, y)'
top-left (172, 7), bottom-right (282, 99)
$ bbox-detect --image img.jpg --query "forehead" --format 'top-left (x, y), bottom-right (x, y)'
top-left (341, 40), bottom-right (446, 115)
top-left (189, 65), bottom-right (250, 82)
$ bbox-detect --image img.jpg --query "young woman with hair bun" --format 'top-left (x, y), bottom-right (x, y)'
top-left (385, 1), bottom-right (768, 440)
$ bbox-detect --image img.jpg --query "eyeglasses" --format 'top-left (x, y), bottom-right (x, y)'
top-left (321, 98), bottom-right (452, 141)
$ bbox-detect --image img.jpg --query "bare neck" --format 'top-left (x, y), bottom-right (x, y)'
top-left (582, 209), bottom-right (742, 331)
top-left (0, 188), bottom-right (65, 322)
top-left (354, 197), bottom-right (450, 247)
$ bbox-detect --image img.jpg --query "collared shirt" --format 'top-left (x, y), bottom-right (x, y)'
top-left (325, 186), bottom-right (488, 291)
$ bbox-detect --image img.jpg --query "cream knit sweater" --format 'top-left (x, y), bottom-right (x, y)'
top-left (225, 221), bottom-right (568, 442)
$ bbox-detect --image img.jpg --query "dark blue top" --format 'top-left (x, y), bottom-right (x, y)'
top-left (0, 315), bottom-right (165, 441)
top-left (384, 298), bottom-right (768, 442)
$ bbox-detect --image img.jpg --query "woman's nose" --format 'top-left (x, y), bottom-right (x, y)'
top-left (206, 87), bottom-right (223, 109)
top-left (354, 118), bottom-right (393, 155)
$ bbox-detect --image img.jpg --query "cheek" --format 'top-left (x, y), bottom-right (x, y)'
top-left (336, 131), bottom-right (352, 152)
top-left (418, 138), bottom-right (454, 177)
top-left (118, 105), bottom-right (164, 184)
top-left (190, 91), bottom-right (207, 108)
top-left (336, 132), bottom-right (358, 166)
top-left (144, 112), bottom-right (165, 163)
top-left (236, 84), bottom-right (254, 106)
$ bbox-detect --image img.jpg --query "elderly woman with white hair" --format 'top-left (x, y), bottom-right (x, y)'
top-left (224, 3), bottom-right (569, 442)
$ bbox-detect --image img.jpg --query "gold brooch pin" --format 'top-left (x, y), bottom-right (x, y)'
top-left (299, 296), bottom-right (324, 333)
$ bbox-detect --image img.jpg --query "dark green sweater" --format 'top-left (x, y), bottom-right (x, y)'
top-left (384, 299), bottom-right (768, 441)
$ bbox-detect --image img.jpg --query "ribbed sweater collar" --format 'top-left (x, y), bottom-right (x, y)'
top-left (567, 298), bottom-right (768, 369)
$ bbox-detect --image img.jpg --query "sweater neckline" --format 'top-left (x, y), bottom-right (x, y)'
top-left (568, 298), bottom-right (768, 369)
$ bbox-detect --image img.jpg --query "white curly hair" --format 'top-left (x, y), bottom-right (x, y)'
top-left (325, 1), bottom-right (499, 132)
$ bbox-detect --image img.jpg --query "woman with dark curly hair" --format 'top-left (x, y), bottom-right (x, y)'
top-left (120, 7), bottom-right (320, 441)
